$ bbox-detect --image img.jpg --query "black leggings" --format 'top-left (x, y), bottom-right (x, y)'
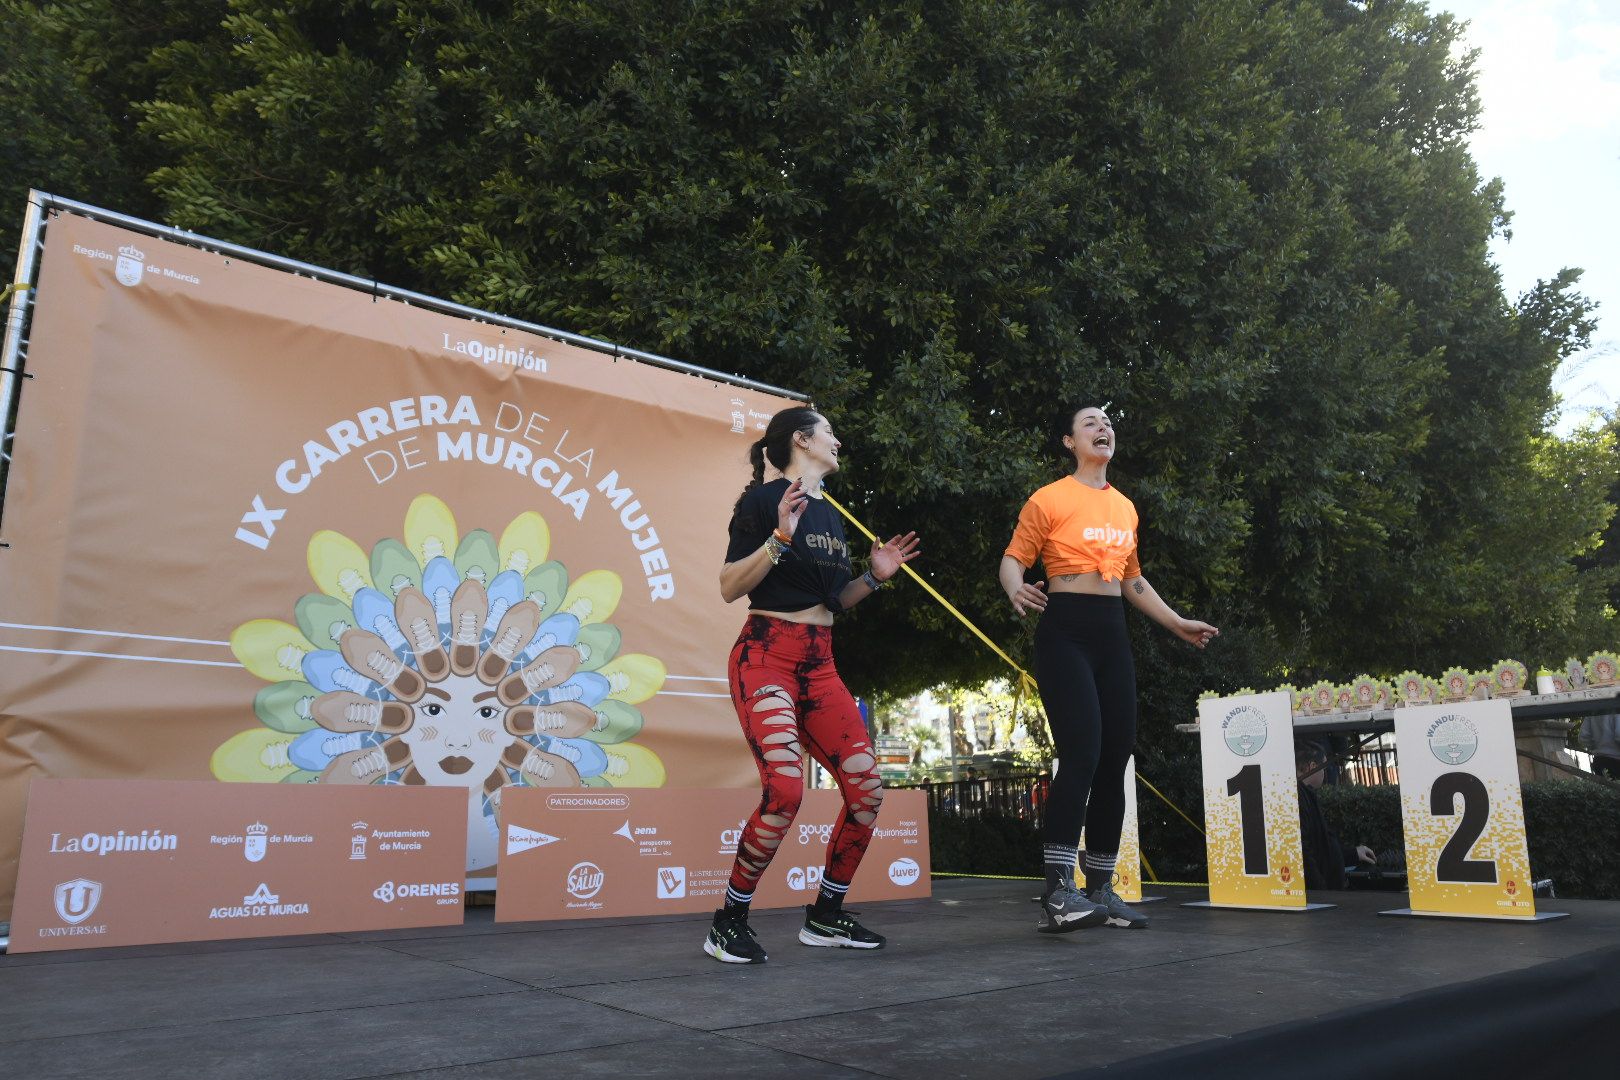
top-left (1034, 593), bottom-right (1136, 851)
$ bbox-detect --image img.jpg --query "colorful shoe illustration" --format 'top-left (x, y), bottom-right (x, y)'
top-left (480, 569), bottom-right (526, 648)
top-left (574, 623), bottom-right (622, 671)
top-left (582, 700), bottom-right (644, 744)
top-left (351, 586), bottom-right (412, 660)
top-left (448, 577), bottom-right (489, 676)
top-left (404, 493), bottom-right (458, 567)
top-left (253, 680), bottom-right (321, 734)
top-left (308, 529), bottom-right (373, 601)
top-left (545, 735), bottom-right (610, 778)
top-left (321, 736), bottom-right (411, 784)
top-left (596, 653), bottom-right (666, 704)
top-left (369, 537), bottom-right (422, 597)
top-left (505, 701), bottom-right (597, 739)
top-left (557, 569), bottom-right (622, 625)
top-left (498, 644), bottom-right (582, 707)
top-left (288, 728), bottom-right (380, 773)
top-left (394, 586), bottom-right (450, 681)
top-left (539, 671), bottom-right (612, 709)
top-left (212, 727), bottom-right (306, 782)
top-left (522, 560), bottom-right (570, 617)
top-left (600, 742), bottom-right (665, 786)
top-left (312, 690), bottom-right (412, 734)
top-left (478, 600), bottom-right (542, 685)
top-left (454, 528), bottom-right (500, 586)
top-left (231, 619), bottom-right (317, 684)
top-left (500, 741), bottom-right (583, 787)
top-left (302, 649), bottom-right (382, 698)
top-left (294, 592), bottom-right (356, 651)
top-left (498, 511), bottom-right (551, 579)
top-left (421, 555), bottom-right (460, 636)
top-left (340, 628), bottom-right (425, 702)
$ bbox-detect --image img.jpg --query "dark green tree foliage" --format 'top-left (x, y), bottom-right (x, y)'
top-left (6, 0), bottom-right (1613, 751)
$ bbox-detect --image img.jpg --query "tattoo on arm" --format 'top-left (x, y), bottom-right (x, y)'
top-left (1131, 580), bottom-right (1145, 595)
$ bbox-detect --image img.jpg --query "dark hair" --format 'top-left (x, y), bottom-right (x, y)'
top-left (1051, 403), bottom-right (1106, 462)
top-left (734, 406), bottom-right (822, 510)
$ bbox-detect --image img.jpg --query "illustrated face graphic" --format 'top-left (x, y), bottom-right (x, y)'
top-left (215, 495), bottom-right (670, 871)
top-left (403, 674), bottom-right (515, 786)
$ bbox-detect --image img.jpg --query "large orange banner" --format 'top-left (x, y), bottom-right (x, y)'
top-left (495, 788), bottom-right (930, 921)
top-left (10, 780), bottom-right (467, 951)
top-left (0, 212), bottom-right (810, 919)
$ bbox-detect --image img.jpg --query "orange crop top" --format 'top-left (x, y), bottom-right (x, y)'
top-left (1004, 478), bottom-right (1141, 582)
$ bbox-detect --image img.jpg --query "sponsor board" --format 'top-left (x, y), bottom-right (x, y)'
top-left (9, 780), bottom-right (466, 951)
top-left (1197, 692), bottom-right (1310, 909)
top-left (496, 788), bottom-right (929, 922)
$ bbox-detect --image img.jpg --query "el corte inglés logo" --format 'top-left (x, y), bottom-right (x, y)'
top-left (1221, 705), bottom-right (1268, 757)
top-left (1427, 714), bottom-right (1480, 766)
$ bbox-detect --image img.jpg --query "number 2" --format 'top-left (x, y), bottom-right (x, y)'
top-left (1431, 772), bottom-right (1496, 884)
top-left (1226, 764), bottom-right (1267, 875)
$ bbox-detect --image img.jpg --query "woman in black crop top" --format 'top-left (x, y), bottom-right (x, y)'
top-left (702, 407), bottom-right (920, 965)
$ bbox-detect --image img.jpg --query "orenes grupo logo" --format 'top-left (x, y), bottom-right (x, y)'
top-left (1427, 715), bottom-right (1480, 766)
top-left (888, 857), bottom-right (921, 886)
top-left (53, 878), bottom-right (103, 925)
top-left (1222, 705), bottom-right (1268, 757)
top-left (566, 861), bottom-right (605, 900)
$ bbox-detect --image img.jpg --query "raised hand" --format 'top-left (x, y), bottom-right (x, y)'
top-left (777, 478), bottom-right (811, 537)
top-left (870, 532), bottom-right (921, 581)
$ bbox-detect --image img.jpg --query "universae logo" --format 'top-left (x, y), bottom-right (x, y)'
top-left (53, 878), bottom-right (103, 925)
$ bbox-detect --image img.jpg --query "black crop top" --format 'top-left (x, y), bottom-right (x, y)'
top-left (725, 479), bottom-right (854, 613)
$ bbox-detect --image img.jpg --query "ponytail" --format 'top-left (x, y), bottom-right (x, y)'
top-left (732, 406), bottom-right (821, 514)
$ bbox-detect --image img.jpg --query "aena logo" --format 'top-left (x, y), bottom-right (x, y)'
top-left (567, 861), bottom-right (605, 900)
top-left (888, 857), bottom-right (921, 886)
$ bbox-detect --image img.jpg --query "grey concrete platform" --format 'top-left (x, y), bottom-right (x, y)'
top-left (2, 879), bottom-right (1616, 1079)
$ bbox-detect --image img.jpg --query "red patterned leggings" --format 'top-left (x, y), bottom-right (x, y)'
top-left (725, 615), bottom-right (884, 896)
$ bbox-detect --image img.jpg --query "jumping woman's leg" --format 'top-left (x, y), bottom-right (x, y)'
top-left (1074, 602), bottom-right (1148, 928)
top-left (706, 618), bottom-right (807, 963)
top-left (1032, 594), bottom-right (1109, 932)
top-left (795, 628), bottom-right (887, 949)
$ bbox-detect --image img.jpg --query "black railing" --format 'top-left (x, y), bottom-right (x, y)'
top-left (892, 773), bottom-right (1050, 822)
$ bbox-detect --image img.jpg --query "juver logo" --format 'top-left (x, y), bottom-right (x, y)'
top-left (54, 878), bottom-right (103, 925)
top-left (888, 857), bottom-right (921, 886)
top-left (567, 861), bottom-right (605, 900)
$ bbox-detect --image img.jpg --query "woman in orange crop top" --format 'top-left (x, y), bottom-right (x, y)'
top-left (998, 405), bottom-right (1218, 935)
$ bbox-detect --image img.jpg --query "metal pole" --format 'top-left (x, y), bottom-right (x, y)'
top-left (25, 192), bottom-right (808, 402)
top-left (0, 190), bottom-right (47, 535)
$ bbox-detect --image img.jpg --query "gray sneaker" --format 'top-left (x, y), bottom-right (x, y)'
top-left (1037, 879), bottom-right (1107, 933)
top-left (1086, 884), bottom-right (1149, 929)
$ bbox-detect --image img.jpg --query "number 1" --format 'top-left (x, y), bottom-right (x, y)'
top-left (1226, 764), bottom-right (1267, 875)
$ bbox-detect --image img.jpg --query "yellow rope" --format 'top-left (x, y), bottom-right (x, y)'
top-left (932, 871), bottom-right (1211, 888)
top-left (822, 490), bottom-right (1209, 863)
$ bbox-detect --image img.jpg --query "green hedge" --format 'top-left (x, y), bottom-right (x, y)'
top-left (931, 774), bottom-right (1620, 900)
top-left (1316, 780), bottom-right (1620, 899)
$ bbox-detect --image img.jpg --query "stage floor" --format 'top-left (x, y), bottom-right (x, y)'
top-left (2, 879), bottom-right (1617, 1078)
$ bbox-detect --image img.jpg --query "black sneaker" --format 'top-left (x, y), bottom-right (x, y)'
top-left (704, 908), bottom-right (768, 964)
top-left (1086, 885), bottom-right (1149, 929)
top-left (1037, 879), bottom-right (1107, 934)
top-left (799, 905), bottom-right (886, 949)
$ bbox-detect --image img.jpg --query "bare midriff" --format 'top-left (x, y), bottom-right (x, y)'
top-left (1045, 570), bottom-right (1121, 597)
top-left (748, 604), bottom-right (834, 626)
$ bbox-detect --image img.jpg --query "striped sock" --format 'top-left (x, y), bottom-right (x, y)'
top-left (1043, 842), bottom-right (1079, 892)
top-left (724, 884), bottom-right (754, 913)
top-left (812, 876), bottom-right (850, 917)
top-left (1083, 851), bottom-right (1118, 893)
